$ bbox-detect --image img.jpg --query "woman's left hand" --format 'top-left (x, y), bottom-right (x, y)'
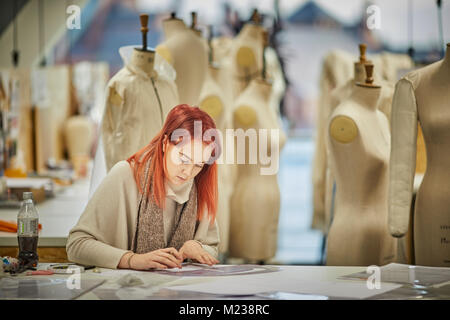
top-left (179, 240), bottom-right (219, 266)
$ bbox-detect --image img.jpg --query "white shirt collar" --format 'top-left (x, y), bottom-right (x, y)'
top-left (165, 178), bottom-right (194, 204)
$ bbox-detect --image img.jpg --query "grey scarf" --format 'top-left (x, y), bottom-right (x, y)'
top-left (131, 159), bottom-right (198, 254)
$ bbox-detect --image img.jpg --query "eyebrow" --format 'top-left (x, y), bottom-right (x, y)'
top-left (180, 152), bottom-right (204, 165)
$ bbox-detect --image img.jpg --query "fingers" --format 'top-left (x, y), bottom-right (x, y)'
top-left (157, 251), bottom-right (182, 268)
top-left (153, 253), bottom-right (180, 269)
top-left (201, 253), bottom-right (219, 266)
top-left (149, 261), bottom-right (168, 269)
top-left (203, 254), bottom-right (217, 266)
top-left (195, 255), bottom-right (208, 265)
top-left (163, 247), bottom-right (183, 261)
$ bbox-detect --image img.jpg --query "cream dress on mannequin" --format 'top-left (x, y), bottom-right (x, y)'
top-left (156, 17), bottom-right (207, 106)
top-left (229, 79), bottom-right (286, 261)
top-left (326, 83), bottom-right (397, 266)
top-left (199, 64), bottom-right (234, 255)
top-left (89, 46), bottom-right (178, 199)
top-left (389, 44), bottom-right (450, 267)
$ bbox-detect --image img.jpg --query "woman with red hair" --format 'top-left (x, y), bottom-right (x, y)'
top-left (67, 104), bottom-right (221, 270)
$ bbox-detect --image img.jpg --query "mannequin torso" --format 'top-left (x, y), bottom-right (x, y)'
top-left (228, 23), bottom-right (264, 99)
top-left (327, 84), bottom-right (397, 266)
top-left (199, 64), bottom-right (234, 255)
top-left (101, 49), bottom-right (179, 171)
top-left (229, 79), bottom-right (286, 261)
top-left (156, 18), bottom-right (208, 106)
top-left (324, 63), bottom-right (395, 230)
top-left (390, 45), bottom-right (450, 266)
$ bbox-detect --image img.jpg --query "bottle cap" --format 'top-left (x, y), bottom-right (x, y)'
top-left (23, 192), bottom-right (33, 200)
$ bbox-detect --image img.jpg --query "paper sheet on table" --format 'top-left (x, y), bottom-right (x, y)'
top-left (154, 263), bottom-right (278, 277)
top-left (339, 263), bottom-right (450, 287)
top-left (167, 268), bottom-right (402, 299)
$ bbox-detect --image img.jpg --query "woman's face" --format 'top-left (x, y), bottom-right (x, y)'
top-left (164, 137), bottom-right (213, 186)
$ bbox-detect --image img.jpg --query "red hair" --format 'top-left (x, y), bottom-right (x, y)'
top-left (127, 104), bottom-right (220, 221)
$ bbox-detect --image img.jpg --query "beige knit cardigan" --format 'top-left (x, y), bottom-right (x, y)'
top-left (66, 161), bottom-right (219, 269)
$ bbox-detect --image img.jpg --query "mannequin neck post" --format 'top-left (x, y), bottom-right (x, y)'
top-left (354, 62), bottom-right (366, 83)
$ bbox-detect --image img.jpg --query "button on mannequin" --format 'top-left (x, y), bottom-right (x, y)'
top-left (389, 43), bottom-right (450, 267)
top-left (156, 12), bottom-right (208, 106)
top-left (326, 63), bottom-right (397, 266)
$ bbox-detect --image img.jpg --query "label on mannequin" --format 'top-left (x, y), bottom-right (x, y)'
top-left (234, 105), bottom-right (257, 127)
top-left (200, 95), bottom-right (223, 120)
top-left (329, 116), bottom-right (358, 143)
top-left (236, 47), bottom-right (257, 68)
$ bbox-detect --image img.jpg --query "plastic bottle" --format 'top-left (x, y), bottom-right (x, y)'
top-left (17, 192), bottom-right (39, 268)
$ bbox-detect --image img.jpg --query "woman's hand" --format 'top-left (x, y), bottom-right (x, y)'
top-left (129, 247), bottom-right (183, 270)
top-left (179, 240), bottom-right (219, 266)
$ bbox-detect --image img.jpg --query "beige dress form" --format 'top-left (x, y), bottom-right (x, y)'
top-left (101, 49), bottom-right (179, 172)
top-left (227, 23), bottom-right (265, 100)
top-left (312, 50), bottom-right (356, 232)
top-left (326, 84), bottom-right (397, 266)
top-left (156, 18), bottom-right (208, 106)
top-left (312, 50), bottom-right (413, 232)
top-left (64, 115), bottom-right (94, 178)
top-left (389, 44), bottom-right (450, 267)
top-left (199, 64), bottom-right (234, 255)
top-left (324, 63), bottom-right (395, 232)
top-left (211, 36), bottom-right (233, 63)
top-left (229, 79), bottom-right (286, 261)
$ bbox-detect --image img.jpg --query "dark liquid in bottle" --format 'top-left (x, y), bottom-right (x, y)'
top-left (18, 236), bottom-right (39, 268)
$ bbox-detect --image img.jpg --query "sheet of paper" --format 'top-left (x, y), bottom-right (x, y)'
top-left (153, 263), bottom-right (278, 277)
top-left (339, 263), bottom-right (450, 287)
top-left (167, 267), bottom-right (402, 299)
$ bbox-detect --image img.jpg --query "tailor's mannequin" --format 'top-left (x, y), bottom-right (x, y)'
top-left (64, 115), bottom-right (94, 177)
top-left (326, 65), bottom-right (397, 266)
top-left (199, 63), bottom-right (234, 256)
top-left (324, 58), bottom-right (395, 232)
top-left (313, 45), bottom-right (370, 235)
top-left (228, 22), bottom-right (265, 99)
top-left (322, 59), bottom-right (367, 231)
top-left (229, 78), bottom-right (286, 262)
top-left (156, 13), bottom-right (208, 106)
top-left (101, 45), bottom-right (179, 171)
top-left (389, 43), bottom-right (450, 267)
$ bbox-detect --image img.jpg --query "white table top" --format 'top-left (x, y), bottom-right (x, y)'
top-left (0, 178), bottom-right (90, 247)
top-left (1, 263), bottom-right (448, 300)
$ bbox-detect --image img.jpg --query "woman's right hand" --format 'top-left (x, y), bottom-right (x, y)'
top-left (130, 247), bottom-right (183, 270)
